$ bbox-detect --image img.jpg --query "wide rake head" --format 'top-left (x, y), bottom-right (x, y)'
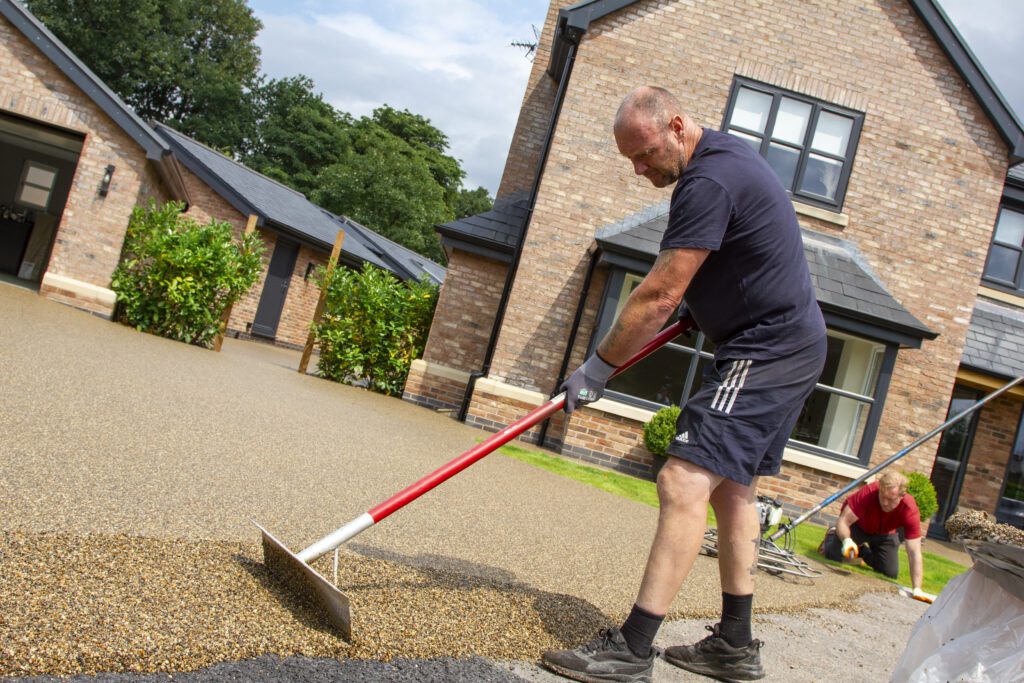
top-left (254, 521), bottom-right (352, 640)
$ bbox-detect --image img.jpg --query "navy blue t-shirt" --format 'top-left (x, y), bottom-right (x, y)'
top-left (661, 129), bottom-right (825, 359)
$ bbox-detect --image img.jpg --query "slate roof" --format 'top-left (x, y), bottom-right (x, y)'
top-left (594, 202), bottom-right (935, 342)
top-left (436, 194), bottom-right (530, 256)
top-left (153, 122), bottom-right (444, 284)
top-left (1010, 164), bottom-right (1024, 184)
top-left (337, 215), bottom-right (446, 285)
top-left (963, 299), bottom-right (1024, 379)
top-left (801, 231), bottom-right (934, 340)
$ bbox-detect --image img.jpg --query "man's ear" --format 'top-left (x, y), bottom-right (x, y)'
top-left (670, 115), bottom-right (685, 141)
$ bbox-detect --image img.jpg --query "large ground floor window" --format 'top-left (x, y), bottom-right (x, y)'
top-left (593, 269), bottom-right (895, 466)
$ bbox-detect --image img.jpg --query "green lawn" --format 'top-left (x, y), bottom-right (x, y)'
top-left (498, 442), bottom-right (967, 594)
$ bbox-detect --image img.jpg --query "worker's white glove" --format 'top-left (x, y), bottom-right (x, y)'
top-left (561, 354), bottom-right (616, 414)
top-left (911, 587), bottom-right (934, 604)
top-left (841, 537), bottom-right (859, 560)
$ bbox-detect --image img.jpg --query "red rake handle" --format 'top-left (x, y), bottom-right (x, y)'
top-left (296, 318), bottom-right (692, 563)
top-left (369, 318), bottom-right (692, 522)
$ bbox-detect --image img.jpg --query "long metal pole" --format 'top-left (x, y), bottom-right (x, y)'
top-left (770, 375), bottom-right (1024, 541)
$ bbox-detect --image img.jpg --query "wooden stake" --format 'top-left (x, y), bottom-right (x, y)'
top-left (214, 215), bottom-right (258, 352)
top-left (298, 229), bottom-right (345, 374)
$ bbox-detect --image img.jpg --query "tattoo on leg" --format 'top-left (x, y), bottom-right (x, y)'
top-left (750, 536), bottom-right (759, 576)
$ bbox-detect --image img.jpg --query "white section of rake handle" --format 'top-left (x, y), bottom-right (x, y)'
top-left (297, 512), bottom-right (375, 563)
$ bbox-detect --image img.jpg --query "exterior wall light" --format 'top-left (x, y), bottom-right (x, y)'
top-left (98, 165), bottom-right (115, 197)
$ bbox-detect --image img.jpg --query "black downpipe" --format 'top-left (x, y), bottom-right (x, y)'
top-left (457, 35), bottom-right (582, 422)
top-left (536, 245), bottom-right (600, 448)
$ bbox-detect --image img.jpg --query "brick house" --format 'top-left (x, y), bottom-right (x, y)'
top-left (404, 0), bottom-right (1024, 530)
top-left (0, 0), bottom-right (443, 349)
top-left (0, 0), bottom-right (188, 316)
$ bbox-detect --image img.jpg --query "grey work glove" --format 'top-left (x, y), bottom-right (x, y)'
top-left (561, 353), bottom-right (617, 414)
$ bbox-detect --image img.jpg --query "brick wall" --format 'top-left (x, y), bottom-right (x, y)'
top-left (403, 363), bottom-right (468, 412)
top-left (413, 0), bottom-right (1013, 517)
top-left (421, 248), bottom-right (507, 373)
top-left (562, 409), bottom-right (660, 479)
top-left (759, 461), bottom-right (849, 524)
top-left (959, 394), bottom-right (1022, 515)
top-left (1, 12), bottom-right (171, 316)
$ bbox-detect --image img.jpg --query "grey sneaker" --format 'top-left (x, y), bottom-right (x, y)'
top-left (663, 623), bottom-right (764, 681)
top-left (541, 626), bottom-right (655, 683)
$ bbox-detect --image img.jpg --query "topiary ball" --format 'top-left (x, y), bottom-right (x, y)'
top-left (644, 405), bottom-right (681, 457)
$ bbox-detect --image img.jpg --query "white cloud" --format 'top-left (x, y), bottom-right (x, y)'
top-left (252, 0), bottom-right (548, 194)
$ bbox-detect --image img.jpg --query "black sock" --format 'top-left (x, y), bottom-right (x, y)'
top-left (719, 592), bottom-right (753, 647)
top-left (620, 603), bottom-right (664, 658)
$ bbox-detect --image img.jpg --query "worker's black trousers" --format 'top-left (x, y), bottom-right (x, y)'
top-left (822, 523), bottom-right (901, 578)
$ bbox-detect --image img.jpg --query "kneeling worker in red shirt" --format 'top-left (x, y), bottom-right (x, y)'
top-left (822, 471), bottom-right (932, 602)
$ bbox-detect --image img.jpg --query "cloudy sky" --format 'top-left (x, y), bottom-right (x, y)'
top-left (247, 0), bottom-right (1022, 195)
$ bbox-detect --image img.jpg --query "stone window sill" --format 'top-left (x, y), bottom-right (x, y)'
top-left (793, 200), bottom-right (849, 228)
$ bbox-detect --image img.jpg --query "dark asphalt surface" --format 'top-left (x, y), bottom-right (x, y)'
top-left (13, 656), bottom-right (530, 682)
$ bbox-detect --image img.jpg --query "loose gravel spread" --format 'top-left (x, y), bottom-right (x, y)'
top-left (0, 530), bottom-right (606, 678)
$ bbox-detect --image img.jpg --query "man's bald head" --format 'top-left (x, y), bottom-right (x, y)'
top-left (614, 86), bottom-right (683, 133)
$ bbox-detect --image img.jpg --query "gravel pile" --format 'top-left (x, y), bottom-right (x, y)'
top-left (0, 529), bottom-right (604, 678)
top-left (945, 508), bottom-right (1024, 546)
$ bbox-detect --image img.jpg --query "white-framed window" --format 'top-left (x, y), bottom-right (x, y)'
top-left (17, 161), bottom-right (57, 211)
top-left (791, 331), bottom-right (886, 460)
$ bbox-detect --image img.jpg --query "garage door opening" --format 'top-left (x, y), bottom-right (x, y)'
top-left (0, 112), bottom-right (83, 287)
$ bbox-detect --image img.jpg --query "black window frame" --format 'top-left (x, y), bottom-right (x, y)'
top-left (995, 403), bottom-right (1024, 529)
top-left (590, 266), bottom-right (896, 467)
top-left (721, 77), bottom-right (864, 213)
top-left (981, 198), bottom-right (1024, 295)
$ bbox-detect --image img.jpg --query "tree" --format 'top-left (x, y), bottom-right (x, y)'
top-left (25, 0), bottom-right (262, 152)
top-left (313, 119), bottom-right (449, 263)
top-left (371, 106), bottom-right (464, 208)
top-left (241, 76), bottom-right (351, 197)
top-left (454, 186), bottom-right (494, 219)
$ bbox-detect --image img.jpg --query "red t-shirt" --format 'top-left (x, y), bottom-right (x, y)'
top-left (842, 481), bottom-right (922, 540)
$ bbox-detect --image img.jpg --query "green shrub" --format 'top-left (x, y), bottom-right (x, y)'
top-left (905, 471), bottom-right (939, 522)
top-left (111, 201), bottom-right (264, 347)
top-left (313, 262), bottom-right (438, 396)
top-left (643, 405), bottom-right (681, 457)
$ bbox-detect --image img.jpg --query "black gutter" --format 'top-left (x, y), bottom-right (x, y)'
top-left (536, 243), bottom-right (601, 447)
top-left (457, 23), bottom-right (585, 422)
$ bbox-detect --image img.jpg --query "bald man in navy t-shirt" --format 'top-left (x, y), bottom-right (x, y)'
top-left (543, 86), bottom-right (827, 683)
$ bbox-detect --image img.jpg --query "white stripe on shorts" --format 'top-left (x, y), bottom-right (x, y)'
top-left (711, 359), bottom-right (752, 414)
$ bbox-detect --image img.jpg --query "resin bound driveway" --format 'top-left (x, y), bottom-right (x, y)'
top-left (0, 282), bottom-right (927, 682)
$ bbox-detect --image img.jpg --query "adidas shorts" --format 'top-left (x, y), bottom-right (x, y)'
top-left (665, 335), bottom-right (827, 486)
